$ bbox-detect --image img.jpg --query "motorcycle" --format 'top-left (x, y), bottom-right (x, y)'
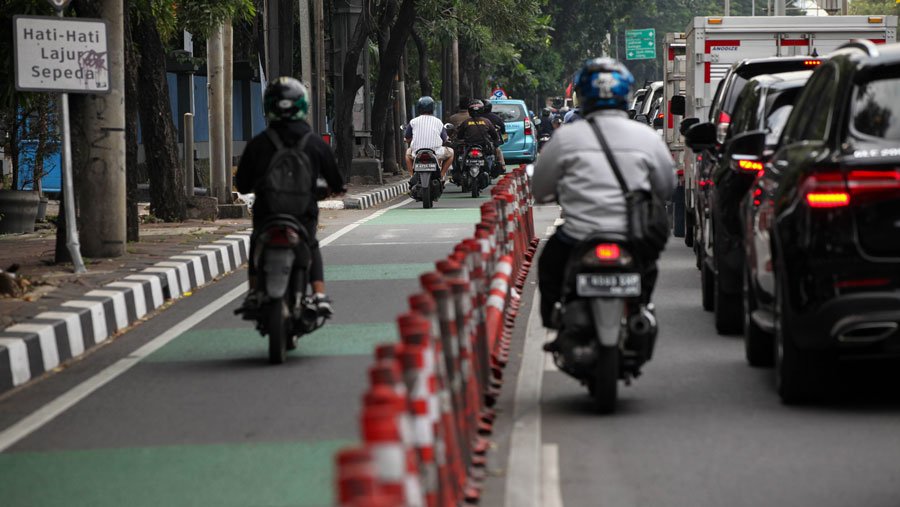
top-left (538, 133), bottom-right (551, 152)
top-left (548, 234), bottom-right (657, 413)
top-left (462, 144), bottom-right (492, 198)
top-left (236, 215), bottom-right (325, 364)
top-left (410, 148), bottom-right (443, 208)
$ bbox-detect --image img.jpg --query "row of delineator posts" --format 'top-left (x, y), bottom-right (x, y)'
top-left (336, 166), bottom-right (539, 506)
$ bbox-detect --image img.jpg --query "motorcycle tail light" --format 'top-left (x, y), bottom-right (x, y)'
top-left (582, 243), bottom-right (632, 266)
top-left (596, 244), bottom-right (620, 260)
top-left (418, 153), bottom-right (433, 162)
top-left (469, 149), bottom-right (481, 157)
top-left (267, 226), bottom-right (300, 246)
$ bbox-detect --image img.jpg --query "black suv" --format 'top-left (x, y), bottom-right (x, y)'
top-left (685, 56), bottom-right (825, 290)
top-left (738, 41), bottom-right (900, 403)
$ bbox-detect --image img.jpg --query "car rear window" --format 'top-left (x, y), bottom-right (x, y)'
top-left (494, 104), bottom-right (525, 123)
top-left (720, 60), bottom-right (820, 118)
top-left (851, 77), bottom-right (900, 140)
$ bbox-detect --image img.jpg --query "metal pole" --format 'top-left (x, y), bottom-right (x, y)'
top-left (298, 0), bottom-right (314, 129)
top-left (775, 0), bottom-right (786, 15)
top-left (208, 25), bottom-right (226, 203)
top-left (725, 0), bottom-right (731, 16)
top-left (314, 0), bottom-right (327, 133)
top-left (184, 113), bottom-right (194, 197)
top-left (224, 21), bottom-right (234, 204)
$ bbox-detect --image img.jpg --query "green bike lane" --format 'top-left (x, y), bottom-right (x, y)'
top-left (0, 188), bottom-right (488, 507)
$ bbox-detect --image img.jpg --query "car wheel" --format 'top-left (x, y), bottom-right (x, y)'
top-left (774, 270), bottom-right (831, 404)
top-left (743, 267), bottom-right (773, 367)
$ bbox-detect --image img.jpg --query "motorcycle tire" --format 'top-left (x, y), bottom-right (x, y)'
top-left (471, 181), bottom-right (480, 198)
top-left (423, 185), bottom-right (433, 209)
top-left (267, 299), bottom-right (289, 364)
top-left (590, 346), bottom-right (618, 414)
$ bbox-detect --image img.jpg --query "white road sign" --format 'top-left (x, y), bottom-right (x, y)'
top-left (14, 15), bottom-right (110, 94)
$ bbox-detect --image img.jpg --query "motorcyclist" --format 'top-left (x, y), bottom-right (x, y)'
top-left (563, 107), bottom-right (583, 124)
top-left (405, 96), bottom-right (454, 180)
top-left (457, 100), bottom-right (502, 167)
top-left (481, 99), bottom-right (507, 169)
top-left (532, 58), bottom-right (675, 339)
top-left (236, 77), bottom-right (345, 317)
top-left (448, 96), bottom-right (471, 133)
top-left (537, 108), bottom-right (555, 138)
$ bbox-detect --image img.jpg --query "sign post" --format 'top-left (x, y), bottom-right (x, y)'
top-left (14, 6), bottom-right (109, 273)
top-left (491, 88), bottom-right (507, 100)
top-left (625, 28), bottom-right (656, 60)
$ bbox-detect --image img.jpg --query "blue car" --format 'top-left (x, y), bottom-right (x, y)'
top-left (492, 99), bottom-right (537, 164)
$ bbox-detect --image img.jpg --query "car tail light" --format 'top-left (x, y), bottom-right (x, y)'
top-left (596, 244), bottom-right (620, 260)
top-left (524, 119), bottom-right (533, 136)
top-left (469, 149), bottom-right (481, 157)
top-left (267, 226), bottom-right (300, 246)
top-left (804, 59), bottom-right (822, 66)
top-left (716, 111), bottom-right (730, 144)
top-left (845, 169), bottom-right (900, 197)
top-left (834, 278), bottom-right (890, 289)
top-left (802, 169), bottom-right (900, 208)
top-left (807, 192), bottom-right (850, 207)
top-left (735, 159), bottom-right (765, 177)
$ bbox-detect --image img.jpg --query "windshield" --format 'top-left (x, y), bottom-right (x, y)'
top-left (851, 77), bottom-right (900, 140)
top-left (493, 104), bottom-right (526, 123)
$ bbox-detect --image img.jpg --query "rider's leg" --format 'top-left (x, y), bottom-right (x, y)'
top-left (496, 147), bottom-right (506, 167)
top-left (405, 148), bottom-right (414, 173)
top-left (537, 232), bottom-right (573, 329)
top-left (305, 219), bottom-right (333, 317)
top-left (440, 147), bottom-right (454, 179)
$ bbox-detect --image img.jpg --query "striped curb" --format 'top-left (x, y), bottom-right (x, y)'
top-left (343, 181), bottom-right (410, 210)
top-left (0, 231), bottom-right (252, 395)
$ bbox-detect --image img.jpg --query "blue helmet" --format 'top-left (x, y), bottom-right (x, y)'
top-left (574, 58), bottom-right (634, 113)
top-left (416, 96), bottom-right (435, 115)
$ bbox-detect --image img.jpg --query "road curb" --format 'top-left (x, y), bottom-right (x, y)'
top-left (0, 231), bottom-right (252, 395)
top-left (342, 181), bottom-right (410, 210)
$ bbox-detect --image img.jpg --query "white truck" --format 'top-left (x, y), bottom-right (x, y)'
top-left (679, 15), bottom-right (897, 243)
top-left (662, 32), bottom-right (688, 236)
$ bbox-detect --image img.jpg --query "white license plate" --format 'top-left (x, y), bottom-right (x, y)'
top-left (414, 164), bottom-right (437, 172)
top-left (467, 160), bottom-right (485, 166)
top-left (576, 273), bottom-right (641, 297)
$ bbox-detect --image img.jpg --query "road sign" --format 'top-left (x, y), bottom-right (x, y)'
top-left (625, 28), bottom-right (656, 60)
top-left (13, 15), bottom-right (110, 94)
top-left (492, 88), bottom-right (507, 99)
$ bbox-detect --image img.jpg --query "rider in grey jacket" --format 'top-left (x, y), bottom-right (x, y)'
top-left (532, 58), bottom-right (676, 330)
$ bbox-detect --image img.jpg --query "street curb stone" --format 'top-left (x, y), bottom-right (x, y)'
top-left (0, 231), bottom-right (252, 395)
top-left (342, 181), bottom-right (410, 210)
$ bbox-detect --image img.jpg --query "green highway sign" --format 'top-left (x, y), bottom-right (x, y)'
top-left (625, 28), bottom-right (656, 60)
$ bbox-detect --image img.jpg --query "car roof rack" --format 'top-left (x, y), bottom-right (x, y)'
top-left (837, 40), bottom-right (879, 57)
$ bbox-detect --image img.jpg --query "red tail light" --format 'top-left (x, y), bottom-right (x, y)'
top-left (524, 119), bottom-right (533, 136)
top-left (418, 153), bottom-right (433, 162)
top-left (718, 111), bottom-right (731, 124)
top-left (595, 244), bottom-right (620, 260)
top-left (807, 192), bottom-right (850, 207)
top-left (804, 60), bottom-right (822, 66)
top-left (802, 169), bottom-right (900, 208)
top-left (469, 149), bottom-right (481, 157)
top-left (267, 227), bottom-right (300, 246)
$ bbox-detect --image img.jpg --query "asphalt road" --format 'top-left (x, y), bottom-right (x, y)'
top-left (3, 183), bottom-right (900, 507)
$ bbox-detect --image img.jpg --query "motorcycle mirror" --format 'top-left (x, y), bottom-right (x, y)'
top-left (444, 123), bottom-right (454, 130)
top-left (525, 164), bottom-right (535, 178)
top-left (534, 118), bottom-right (542, 125)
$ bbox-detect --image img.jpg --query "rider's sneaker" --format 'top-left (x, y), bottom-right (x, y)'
top-left (314, 293), bottom-right (334, 318)
top-left (235, 290), bottom-right (263, 316)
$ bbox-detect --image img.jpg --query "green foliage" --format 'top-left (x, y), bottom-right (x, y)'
top-left (175, 0), bottom-right (256, 40)
top-left (0, 0), bottom-right (57, 111)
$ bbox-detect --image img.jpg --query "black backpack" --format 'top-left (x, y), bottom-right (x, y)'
top-left (255, 128), bottom-right (313, 217)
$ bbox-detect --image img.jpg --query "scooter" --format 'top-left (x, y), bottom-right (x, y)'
top-left (235, 216), bottom-right (326, 364)
top-left (538, 133), bottom-right (551, 152)
top-left (547, 234), bottom-right (657, 413)
top-left (462, 144), bottom-right (492, 198)
top-left (410, 148), bottom-right (443, 208)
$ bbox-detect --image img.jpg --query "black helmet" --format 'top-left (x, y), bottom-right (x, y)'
top-left (467, 99), bottom-right (485, 117)
top-left (541, 107), bottom-right (552, 117)
top-left (482, 99), bottom-right (493, 113)
top-left (416, 96), bottom-right (435, 115)
top-left (263, 77), bottom-right (309, 121)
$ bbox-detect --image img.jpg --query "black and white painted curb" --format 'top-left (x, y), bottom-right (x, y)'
top-left (0, 231), bottom-right (252, 395)
top-left (342, 181), bottom-right (410, 210)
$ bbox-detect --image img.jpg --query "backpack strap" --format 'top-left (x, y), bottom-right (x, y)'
top-left (264, 128), bottom-right (285, 151)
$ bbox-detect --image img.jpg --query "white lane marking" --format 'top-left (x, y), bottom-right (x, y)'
top-left (106, 282), bottom-right (148, 319)
top-left (0, 200), bottom-right (410, 451)
top-left (5, 324), bottom-right (59, 373)
top-left (36, 312), bottom-right (85, 357)
top-left (0, 282), bottom-right (248, 453)
top-left (326, 241), bottom-right (458, 247)
top-left (320, 198), bottom-right (413, 247)
top-left (61, 300), bottom-right (108, 344)
top-left (0, 338), bottom-right (31, 387)
top-left (505, 290), bottom-right (547, 507)
top-left (124, 275), bottom-right (164, 309)
top-left (86, 290), bottom-right (129, 331)
top-left (542, 443), bottom-right (564, 507)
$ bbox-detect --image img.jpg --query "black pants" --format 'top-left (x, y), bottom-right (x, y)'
top-left (249, 216), bottom-right (323, 283)
top-left (537, 232), bottom-right (659, 327)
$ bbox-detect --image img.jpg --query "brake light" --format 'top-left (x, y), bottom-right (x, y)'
top-left (596, 244), bottom-right (620, 260)
top-left (469, 149), bottom-right (481, 157)
top-left (267, 226), bottom-right (300, 246)
top-left (804, 60), bottom-right (821, 66)
top-left (524, 119), bottom-right (532, 136)
top-left (807, 192), bottom-right (850, 207)
top-left (718, 111), bottom-right (731, 125)
top-left (737, 159), bottom-right (763, 172)
top-left (419, 153), bottom-right (433, 162)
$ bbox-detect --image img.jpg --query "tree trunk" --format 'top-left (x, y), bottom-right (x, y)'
top-left (334, 0), bottom-right (373, 178)
top-left (133, 6), bottom-right (186, 221)
top-left (410, 29), bottom-right (432, 98)
top-left (9, 95), bottom-right (19, 190)
top-left (383, 111), bottom-right (398, 174)
top-left (124, 0), bottom-right (139, 242)
top-left (370, 0), bottom-right (416, 160)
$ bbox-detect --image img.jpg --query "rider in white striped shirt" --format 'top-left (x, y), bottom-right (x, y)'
top-left (404, 96), bottom-right (455, 179)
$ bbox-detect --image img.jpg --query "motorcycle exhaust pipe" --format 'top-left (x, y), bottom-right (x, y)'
top-left (627, 306), bottom-right (657, 338)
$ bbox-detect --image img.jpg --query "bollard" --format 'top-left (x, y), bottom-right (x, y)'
top-left (184, 112), bottom-right (194, 197)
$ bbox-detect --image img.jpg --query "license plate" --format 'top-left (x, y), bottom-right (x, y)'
top-left (467, 160), bottom-right (485, 166)
top-left (576, 273), bottom-right (641, 297)
top-left (414, 164), bottom-right (437, 172)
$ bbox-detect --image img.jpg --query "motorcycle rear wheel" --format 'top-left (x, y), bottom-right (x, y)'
top-left (471, 181), bottom-right (480, 198)
top-left (590, 346), bottom-right (618, 414)
top-left (267, 299), bottom-right (289, 364)
top-left (422, 185), bottom-right (433, 208)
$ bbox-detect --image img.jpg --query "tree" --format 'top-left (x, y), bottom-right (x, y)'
top-left (334, 0), bottom-right (375, 177)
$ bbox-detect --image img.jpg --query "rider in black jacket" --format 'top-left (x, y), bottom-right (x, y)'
top-left (236, 77), bottom-right (345, 316)
top-left (481, 99), bottom-right (506, 169)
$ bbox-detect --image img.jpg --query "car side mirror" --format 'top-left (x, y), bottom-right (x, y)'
top-left (684, 122), bottom-right (716, 151)
top-left (653, 116), bottom-right (665, 129)
top-left (670, 95), bottom-right (686, 116)
top-left (727, 131), bottom-right (767, 170)
top-left (634, 114), bottom-right (649, 124)
top-left (680, 117), bottom-right (699, 136)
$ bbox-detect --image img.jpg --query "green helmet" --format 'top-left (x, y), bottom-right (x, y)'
top-left (264, 76), bottom-right (309, 121)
